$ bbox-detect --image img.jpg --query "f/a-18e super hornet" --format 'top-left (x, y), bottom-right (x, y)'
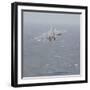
top-left (47, 28), bottom-right (62, 42)
top-left (34, 27), bottom-right (66, 42)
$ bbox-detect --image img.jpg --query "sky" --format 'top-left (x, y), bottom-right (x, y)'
top-left (23, 11), bottom-right (80, 26)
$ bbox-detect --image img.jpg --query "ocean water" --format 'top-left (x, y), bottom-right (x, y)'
top-left (22, 24), bottom-right (80, 77)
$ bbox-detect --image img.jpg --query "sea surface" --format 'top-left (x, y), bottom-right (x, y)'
top-left (22, 24), bottom-right (80, 77)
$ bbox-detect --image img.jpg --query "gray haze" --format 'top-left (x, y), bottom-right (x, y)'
top-left (22, 11), bottom-right (80, 77)
top-left (23, 11), bottom-right (80, 26)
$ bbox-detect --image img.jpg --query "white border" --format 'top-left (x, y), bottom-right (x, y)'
top-left (18, 5), bottom-right (86, 84)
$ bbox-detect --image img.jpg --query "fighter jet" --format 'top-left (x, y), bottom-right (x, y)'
top-left (47, 27), bottom-right (62, 42)
top-left (33, 27), bottom-right (66, 42)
